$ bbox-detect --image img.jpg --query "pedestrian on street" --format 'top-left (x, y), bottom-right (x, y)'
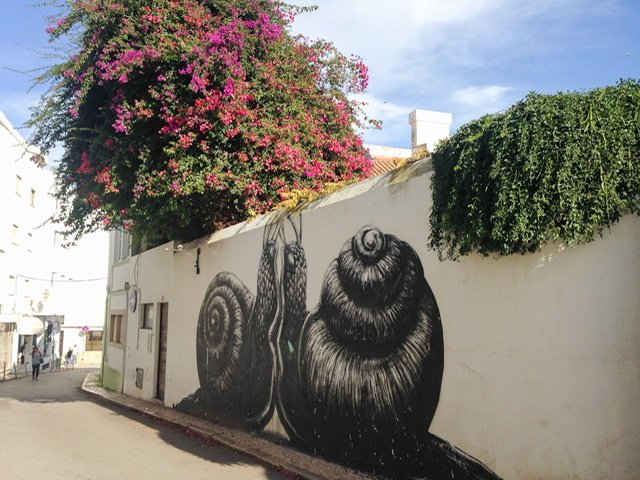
top-left (31, 346), bottom-right (43, 380)
top-left (65, 347), bottom-right (73, 369)
top-left (71, 345), bottom-right (78, 367)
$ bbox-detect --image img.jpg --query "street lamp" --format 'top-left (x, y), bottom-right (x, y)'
top-left (164, 245), bottom-right (201, 274)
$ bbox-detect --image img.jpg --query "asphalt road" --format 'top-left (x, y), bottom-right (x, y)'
top-left (0, 366), bottom-right (286, 479)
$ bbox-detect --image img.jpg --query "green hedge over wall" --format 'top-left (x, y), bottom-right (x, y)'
top-left (429, 79), bottom-right (640, 259)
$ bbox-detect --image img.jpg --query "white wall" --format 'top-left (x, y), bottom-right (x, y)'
top-left (107, 159), bottom-right (640, 479)
top-left (425, 215), bottom-right (640, 479)
top-left (107, 242), bottom-right (177, 398)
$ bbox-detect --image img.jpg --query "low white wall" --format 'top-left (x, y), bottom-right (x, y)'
top-left (110, 159), bottom-right (640, 479)
top-left (427, 214), bottom-right (640, 479)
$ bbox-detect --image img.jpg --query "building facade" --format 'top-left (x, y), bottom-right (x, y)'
top-left (0, 110), bottom-right (57, 371)
top-left (0, 111), bottom-right (108, 374)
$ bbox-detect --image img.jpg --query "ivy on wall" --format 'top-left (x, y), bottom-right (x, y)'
top-left (429, 79), bottom-right (640, 260)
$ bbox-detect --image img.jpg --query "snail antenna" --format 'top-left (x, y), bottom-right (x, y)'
top-left (263, 221), bottom-right (277, 247)
top-left (287, 214), bottom-right (302, 243)
top-left (277, 222), bottom-right (287, 245)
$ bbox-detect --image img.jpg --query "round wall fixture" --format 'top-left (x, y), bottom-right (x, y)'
top-left (128, 288), bottom-right (137, 313)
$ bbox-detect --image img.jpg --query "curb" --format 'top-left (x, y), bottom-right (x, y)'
top-left (81, 374), bottom-right (373, 480)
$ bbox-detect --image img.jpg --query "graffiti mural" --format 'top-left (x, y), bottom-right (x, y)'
top-left (177, 225), bottom-right (280, 430)
top-left (177, 221), bottom-right (501, 479)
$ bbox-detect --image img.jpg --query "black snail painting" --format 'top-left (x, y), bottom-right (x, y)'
top-left (177, 221), bottom-right (501, 480)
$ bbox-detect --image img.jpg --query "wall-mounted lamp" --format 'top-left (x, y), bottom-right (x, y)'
top-left (164, 245), bottom-right (201, 274)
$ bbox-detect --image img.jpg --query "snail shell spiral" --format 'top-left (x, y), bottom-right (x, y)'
top-left (196, 271), bottom-right (253, 399)
top-left (297, 225), bottom-right (444, 467)
top-left (192, 240), bottom-right (278, 430)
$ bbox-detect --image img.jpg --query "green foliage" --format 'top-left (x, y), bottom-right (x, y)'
top-left (429, 79), bottom-right (640, 259)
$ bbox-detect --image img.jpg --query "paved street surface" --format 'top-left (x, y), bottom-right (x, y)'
top-left (0, 365), bottom-right (286, 479)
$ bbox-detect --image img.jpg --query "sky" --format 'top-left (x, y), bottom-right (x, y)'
top-left (0, 0), bottom-right (638, 156)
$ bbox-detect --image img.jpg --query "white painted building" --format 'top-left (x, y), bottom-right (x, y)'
top-left (0, 111), bottom-right (108, 374)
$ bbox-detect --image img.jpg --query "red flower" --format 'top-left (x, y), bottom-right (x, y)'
top-left (77, 151), bottom-right (94, 174)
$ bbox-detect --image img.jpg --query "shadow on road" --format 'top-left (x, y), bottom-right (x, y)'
top-left (1, 367), bottom-right (287, 478)
top-left (91, 396), bottom-right (287, 478)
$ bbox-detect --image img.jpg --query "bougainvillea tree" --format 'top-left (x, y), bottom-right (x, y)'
top-left (30, 0), bottom-right (375, 243)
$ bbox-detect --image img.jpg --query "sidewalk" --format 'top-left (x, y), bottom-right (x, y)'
top-left (81, 373), bottom-right (374, 480)
top-left (1, 359), bottom-right (63, 382)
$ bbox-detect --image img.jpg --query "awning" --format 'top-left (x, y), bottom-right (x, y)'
top-left (16, 316), bottom-right (44, 335)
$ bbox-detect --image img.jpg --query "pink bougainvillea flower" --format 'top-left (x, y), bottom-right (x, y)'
top-left (33, 0), bottom-right (375, 242)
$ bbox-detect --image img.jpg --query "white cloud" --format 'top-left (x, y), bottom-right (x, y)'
top-left (452, 85), bottom-right (512, 109)
top-left (358, 94), bottom-right (411, 123)
top-left (291, 0), bottom-right (505, 94)
top-left (290, 0), bottom-right (518, 146)
top-left (354, 94), bottom-right (416, 146)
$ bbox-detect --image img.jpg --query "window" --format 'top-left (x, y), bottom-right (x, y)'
top-left (109, 314), bottom-right (124, 345)
top-left (30, 189), bottom-right (36, 207)
top-left (86, 331), bottom-right (103, 351)
top-left (15, 175), bottom-right (22, 196)
top-left (113, 230), bottom-right (131, 263)
top-left (0, 320), bottom-right (14, 332)
top-left (142, 303), bottom-right (154, 329)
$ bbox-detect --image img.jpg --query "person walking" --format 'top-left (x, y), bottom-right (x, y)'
top-left (31, 346), bottom-right (43, 380)
top-left (71, 345), bottom-right (78, 367)
top-left (65, 347), bottom-right (73, 369)
top-left (65, 346), bottom-right (78, 369)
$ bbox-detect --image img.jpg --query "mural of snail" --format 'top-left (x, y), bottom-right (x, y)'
top-left (178, 220), bottom-right (502, 479)
top-left (282, 225), bottom-right (445, 476)
top-left (176, 227), bottom-right (279, 430)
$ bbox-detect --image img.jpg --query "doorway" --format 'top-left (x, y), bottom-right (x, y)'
top-left (155, 303), bottom-right (168, 401)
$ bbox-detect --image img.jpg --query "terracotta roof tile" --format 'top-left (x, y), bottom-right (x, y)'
top-left (369, 156), bottom-right (400, 176)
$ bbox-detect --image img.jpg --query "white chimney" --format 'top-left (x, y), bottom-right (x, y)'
top-left (409, 109), bottom-right (453, 153)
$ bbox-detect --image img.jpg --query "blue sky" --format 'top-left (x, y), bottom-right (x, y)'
top-left (1, 0), bottom-right (638, 157)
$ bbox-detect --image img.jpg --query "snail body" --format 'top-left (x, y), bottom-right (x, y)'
top-left (275, 238), bottom-right (311, 446)
top-left (294, 225), bottom-right (444, 470)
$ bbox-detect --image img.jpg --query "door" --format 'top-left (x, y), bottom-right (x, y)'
top-left (59, 330), bottom-right (65, 357)
top-left (155, 303), bottom-right (168, 401)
